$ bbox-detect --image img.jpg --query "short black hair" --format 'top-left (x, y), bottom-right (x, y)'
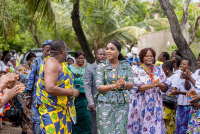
top-left (96, 48), bottom-right (105, 55)
top-left (26, 52), bottom-right (36, 61)
top-left (162, 52), bottom-right (170, 60)
top-left (174, 50), bottom-right (183, 58)
top-left (163, 61), bottom-right (173, 71)
top-left (51, 39), bottom-right (66, 51)
top-left (183, 58), bottom-right (192, 66)
top-left (173, 55), bottom-right (182, 68)
top-left (2, 51), bottom-right (10, 60)
top-left (75, 51), bottom-right (85, 58)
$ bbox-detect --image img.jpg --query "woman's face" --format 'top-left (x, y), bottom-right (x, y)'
top-left (197, 56), bottom-right (200, 69)
top-left (180, 60), bottom-right (190, 71)
top-left (162, 66), bottom-right (169, 76)
top-left (67, 58), bottom-right (74, 66)
top-left (11, 60), bottom-right (16, 67)
top-left (27, 57), bottom-right (36, 67)
top-left (76, 55), bottom-right (85, 66)
top-left (171, 51), bottom-right (176, 59)
top-left (5, 53), bottom-right (11, 61)
top-left (143, 50), bottom-right (154, 66)
top-left (106, 43), bottom-right (119, 60)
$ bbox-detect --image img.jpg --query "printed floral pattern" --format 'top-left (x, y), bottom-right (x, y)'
top-left (127, 66), bottom-right (172, 134)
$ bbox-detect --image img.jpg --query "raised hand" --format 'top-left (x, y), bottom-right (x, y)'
top-left (180, 69), bottom-right (192, 80)
top-left (188, 95), bottom-right (200, 104)
top-left (186, 89), bottom-right (197, 98)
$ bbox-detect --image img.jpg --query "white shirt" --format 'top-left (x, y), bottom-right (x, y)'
top-left (167, 73), bottom-right (180, 88)
top-left (174, 69), bottom-right (181, 75)
top-left (177, 78), bottom-right (194, 105)
top-left (0, 61), bottom-right (14, 72)
top-left (192, 69), bottom-right (200, 94)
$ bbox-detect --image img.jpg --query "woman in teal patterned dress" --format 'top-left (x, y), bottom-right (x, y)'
top-left (68, 51), bottom-right (91, 134)
top-left (95, 40), bottom-right (134, 134)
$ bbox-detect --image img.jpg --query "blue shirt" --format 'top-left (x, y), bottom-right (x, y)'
top-left (26, 57), bottom-right (43, 94)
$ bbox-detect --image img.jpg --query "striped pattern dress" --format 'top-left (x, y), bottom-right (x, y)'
top-left (36, 57), bottom-right (76, 134)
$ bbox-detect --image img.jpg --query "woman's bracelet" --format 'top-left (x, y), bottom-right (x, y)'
top-left (70, 88), bottom-right (75, 98)
top-left (111, 84), bottom-right (114, 90)
top-left (124, 81), bottom-right (127, 87)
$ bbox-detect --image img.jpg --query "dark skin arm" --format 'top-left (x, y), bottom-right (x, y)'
top-left (180, 69), bottom-right (192, 90)
top-left (44, 58), bottom-right (79, 97)
top-left (169, 90), bottom-right (187, 95)
top-left (137, 79), bottom-right (168, 92)
top-left (98, 77), bottom-right (133, 93)
top-left (184, 80), bottom-right (191, 91)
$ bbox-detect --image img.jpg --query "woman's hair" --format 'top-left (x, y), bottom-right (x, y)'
top-left (172, 55), bottom-right (182, 68)
top-left (106, 40), bottom-right (125, 61)
top-left (139, 48), bottom-right (156, 63)
top-left (174, 50), bottom-right (183, 58)
top-left (162, 52), bottom-right (170, 61)
top-left (183, 58), bottom-right (192, 66)
top-left (163, 61), bottom-right (174, 72)
top-left (75, 51), bottom-right (85, 58)
top-left (26, 52), bottom-right (36, 61)
top-left (2, 51), bottom-right (10, 60)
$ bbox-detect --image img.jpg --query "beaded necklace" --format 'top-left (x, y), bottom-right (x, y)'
top-left (142, 64), bottom-right (155, 82)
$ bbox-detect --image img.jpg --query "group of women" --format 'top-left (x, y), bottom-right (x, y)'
top-left (63, 41), bottom-right (200, 134)
top-left (0, 40), bottom-right (200, 134)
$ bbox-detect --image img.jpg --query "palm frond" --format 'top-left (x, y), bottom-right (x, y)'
top-left (103, 26), bottom-right (148, 43)
top-left (134, 18), bottom-right (170, 31)
top-left (23, 0), bottom-right (55, 28)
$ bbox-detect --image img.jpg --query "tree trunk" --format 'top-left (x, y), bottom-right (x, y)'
top-left (158, 0), bottom-right (198, 72)
top-left (71, 0), bottom-right (95, 64)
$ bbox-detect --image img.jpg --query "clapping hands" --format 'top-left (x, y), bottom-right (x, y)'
top-left (180, 69), bottom-right (192, 80)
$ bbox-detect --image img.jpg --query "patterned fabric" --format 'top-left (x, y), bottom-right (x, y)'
top-left (175, 105), bottom-right (191, 134)
top-left (127, 66), bottom-right (172, 134)
top-left (96, 101), bottom-right (129, 134)
top-left (95, 60), bottom-right (133, 134)
top-left (68, 64), bottom-right (91, 134)
top-left (72, 93), bottom-right (91, 134)
top-left (17, 93), bottom-right (33, 133)
top-left (25, 56), bottom-right (43, 134)
top-left (26, 56), bottom-right (43, 93)
top-left (36, 57), bottom-right (76, 134)
top-left (68, 64), bottom-right (89, 93)
top-left (163, 106), bottom-right (176, 134)
top-left (95, 60), bottom-right (134, 103)
top-left (187, 106), bottom-right (200, 134)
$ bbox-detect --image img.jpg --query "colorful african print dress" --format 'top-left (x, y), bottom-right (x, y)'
top-left (95, 60), bottom-right (134, 134)
top-left (36, 57), bottom-right (76, 134)
top-left (187, 70), bottom-right (200, 134)
top-left (16, 65), bottom-right (34, 134)
top-left (127, 66), bottom-right (172, 134)
top-left (68, 64), bottom-right (91, 134)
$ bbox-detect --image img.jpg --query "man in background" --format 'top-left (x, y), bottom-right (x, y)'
top-left (25, 40), bottom-right (51, 134)
top-left (84, 48), bottom-right (106, 134)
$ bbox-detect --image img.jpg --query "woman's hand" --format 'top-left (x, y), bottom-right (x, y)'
top-left (74, 89), bottom-right (80, 98)
top-left (180, 69), bottom-right (192, 80)
top-left (152, 79), bottom-right (160, 87)
top-left (188, 95), bottom-right (200, 104)
top-left (186, 89), bottom-right (198, 98)
top-left (114, 77), bottom-right (124, 88)
top-left (169, 89), bottom-right (179, 95)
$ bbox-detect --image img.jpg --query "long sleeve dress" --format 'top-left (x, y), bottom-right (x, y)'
top-left (127, 66), bottom-right (172, 134)
top-left (95, 60), bottom-right (134, 134)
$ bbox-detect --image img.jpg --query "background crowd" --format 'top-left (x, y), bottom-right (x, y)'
top-left (0, 39), bottom-right (199, 134)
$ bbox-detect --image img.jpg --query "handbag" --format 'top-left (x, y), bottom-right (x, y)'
top-left (5, 101), bottom-right (19, 121)
top-left (162, 94), bottom-right (177, 106)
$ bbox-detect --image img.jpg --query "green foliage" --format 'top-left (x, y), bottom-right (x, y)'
top-left (166, 44), bottom-right (200, 59)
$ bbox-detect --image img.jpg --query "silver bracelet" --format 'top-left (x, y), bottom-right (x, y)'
top-left (124, 81), bottom-right (127, 87)
top-left (111, 84), bottom-right (114, 90)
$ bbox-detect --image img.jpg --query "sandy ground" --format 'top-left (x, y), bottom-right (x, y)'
top-left (0, 122), bottom-right (22, 134)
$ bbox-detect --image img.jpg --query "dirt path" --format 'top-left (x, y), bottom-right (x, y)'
top-left (0, 122), bottom-right (22, 134)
